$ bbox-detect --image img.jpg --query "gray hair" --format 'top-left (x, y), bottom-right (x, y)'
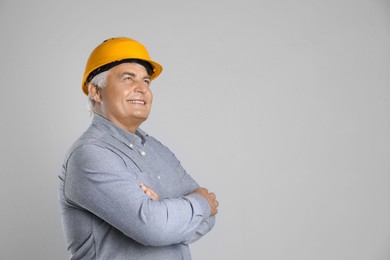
top-left (87, 70), bottom-right (109, 114)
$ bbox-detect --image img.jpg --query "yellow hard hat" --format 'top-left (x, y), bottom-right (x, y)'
top-left (82, 37), bottom-right (163, 95)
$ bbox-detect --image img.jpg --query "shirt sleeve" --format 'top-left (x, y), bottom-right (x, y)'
top-left (63, 143), bottom-right (211, 247)
top-left (181, 216), bottom-right (216, 245)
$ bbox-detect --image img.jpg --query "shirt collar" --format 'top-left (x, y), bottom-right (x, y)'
top-left (91, 113), bottom-right (149, 145)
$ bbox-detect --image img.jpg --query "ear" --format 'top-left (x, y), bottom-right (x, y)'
top-left (88, 83), bottom-right (102, 103)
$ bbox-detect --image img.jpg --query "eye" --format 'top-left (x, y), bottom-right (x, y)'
top-left (144, 79), bottom-right (151, 86)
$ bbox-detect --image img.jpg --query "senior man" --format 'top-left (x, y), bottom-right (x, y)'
top-left (59, 37), bottom-right (218, 260)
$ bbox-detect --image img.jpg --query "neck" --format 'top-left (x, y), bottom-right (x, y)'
top-left (94, 111), bottom-right (142, 133)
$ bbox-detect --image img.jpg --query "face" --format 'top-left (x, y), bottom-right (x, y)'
top-left (90, 62), bottom-right (153, 133)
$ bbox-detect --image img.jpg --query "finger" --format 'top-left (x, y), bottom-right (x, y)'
top-left (208, 192), bottom-right (216, 200)
top-left (143, 186), bottom-right (160, 201)
top-left (145, 190), bottom-right (155, 199)
top-left (150, 190), bottom-right (160, 200)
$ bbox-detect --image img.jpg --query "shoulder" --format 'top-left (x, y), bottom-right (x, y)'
top-left (63, 125), bottom-right (124, 166)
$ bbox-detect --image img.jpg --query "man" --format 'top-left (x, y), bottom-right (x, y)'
top-left (58, 37), bottom-right (219, 260)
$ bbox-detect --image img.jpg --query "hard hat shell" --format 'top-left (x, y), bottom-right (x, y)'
top-left (82, 37), bottom-right (163, 95)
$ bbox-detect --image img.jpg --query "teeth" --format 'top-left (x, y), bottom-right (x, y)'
top-left (129, 100), bottom-right (145, 105)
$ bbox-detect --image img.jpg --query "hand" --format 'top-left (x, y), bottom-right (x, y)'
top-left (192, 187), bottom-right (219, 216)
top-left (140, 183), bottom-right (160, 201)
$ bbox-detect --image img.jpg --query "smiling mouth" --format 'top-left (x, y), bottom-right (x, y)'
top-left (127, 100), bottom-right (145, 105)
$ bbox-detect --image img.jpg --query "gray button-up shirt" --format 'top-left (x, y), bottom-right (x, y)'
top-left (59, 114), bottom-right (215, 260)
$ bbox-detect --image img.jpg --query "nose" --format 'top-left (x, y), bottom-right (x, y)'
top-left (134, 79), bottom-right (148, 94)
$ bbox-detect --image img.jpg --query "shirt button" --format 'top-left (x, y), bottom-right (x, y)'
top-left (157, 175), bottom-right (161, 180)
top-left (140, 151), bottom-right (146, 156)
top-left (129, 143), bottom-right (134, 148)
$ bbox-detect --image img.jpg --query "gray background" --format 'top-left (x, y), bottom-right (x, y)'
top-left (0, 0), bottom-right (389, 259)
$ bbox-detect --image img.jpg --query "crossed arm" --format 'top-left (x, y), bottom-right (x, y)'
top-left (140, 183), bottom-right (219, 216)
top-left (64, 144), bottom-right (218, 246)
top-left (139, 183), bottom-right (219, 245)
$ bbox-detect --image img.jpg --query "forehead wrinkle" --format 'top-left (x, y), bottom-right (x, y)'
top-left (118, 71), bottom-right (151, 80)
top-left (120, 71), bottom-right (136, 77)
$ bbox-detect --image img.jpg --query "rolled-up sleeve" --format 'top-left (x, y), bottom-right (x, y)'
top-left (64, 143), bottom-right (211, 247)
